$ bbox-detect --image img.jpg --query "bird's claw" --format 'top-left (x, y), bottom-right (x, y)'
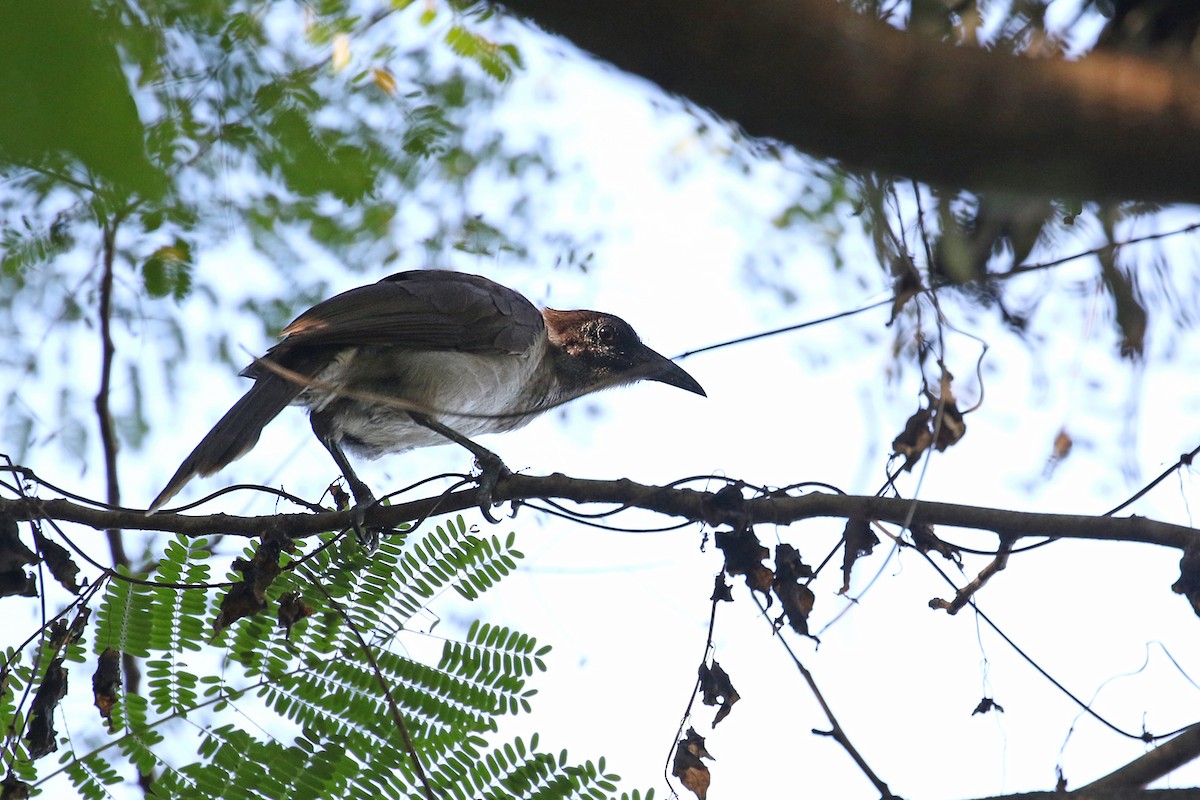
top-left (474, 453), bottom-right (511, 523)
top-left (343, 481), bottom-right (381, 552)
top-left (351, 504), bottom-right (380, 551)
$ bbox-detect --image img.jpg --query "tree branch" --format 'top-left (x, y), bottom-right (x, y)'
top-left (1080, 724), bottom-right (1200, 793)
top-left (977, 791), bottom-right (1200, 800)
top-left (496, 0), bottom-right (1200, 203)
top-left (3, 472), bottom-right (1195, 551)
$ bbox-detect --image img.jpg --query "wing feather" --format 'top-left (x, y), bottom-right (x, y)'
top-left (277, 270), bottom-right (544, 355)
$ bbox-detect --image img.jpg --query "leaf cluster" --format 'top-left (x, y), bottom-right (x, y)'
top-left (0, 518), bottom-right (648, 799)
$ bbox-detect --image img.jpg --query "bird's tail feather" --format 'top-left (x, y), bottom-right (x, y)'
top-left (147, 376), bottom-right (302, 513)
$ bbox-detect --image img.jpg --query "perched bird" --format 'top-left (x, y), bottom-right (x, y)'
top-left (148, 269), bottom-right (705, 518)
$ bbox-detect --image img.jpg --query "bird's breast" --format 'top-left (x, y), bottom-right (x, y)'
top-left (299, 340), bottom-right (561, 457)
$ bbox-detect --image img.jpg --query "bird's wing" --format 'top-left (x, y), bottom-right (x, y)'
top-left (277, 270), bottom-right (545, 355)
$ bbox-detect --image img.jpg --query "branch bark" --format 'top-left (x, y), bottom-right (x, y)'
top-left (496, 0), bottom-right (1200, 203)
top-left (4, 472), bottom-right (1196, 551)
top-left (1081, 724), bottom-right (1200, 793)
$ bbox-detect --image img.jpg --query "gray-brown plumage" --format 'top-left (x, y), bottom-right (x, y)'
top-left (148, 269), bottom-right (704, 513)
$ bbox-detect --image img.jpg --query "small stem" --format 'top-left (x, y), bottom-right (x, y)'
top-left (752, 593), bottom-right (896, 799)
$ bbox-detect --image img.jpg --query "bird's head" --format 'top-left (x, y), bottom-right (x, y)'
top-left (542, 309), bottom-right (705, 397)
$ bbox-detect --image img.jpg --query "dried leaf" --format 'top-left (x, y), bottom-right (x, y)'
top-left (698, 661), bottom-right (740, 726)
top-left (889, 254), bottom-right (923, 322)
top-left (1044, 427), bottom-right (1073, 477)
top-left (92, 647), bottom-right (121, 727)
top-left (1, 772), bottom-right (32, 799)
top-left (710, 574), bottom-right (733, 603)
top-left (774, 544), bottom-right (816, 637)
top-left (0, 570), bottom-right (36, 598)
top-left (711, 483), bottom-right (745, 511)
top-left (1172, 545), bottom-right (1200, 618)
top-left (971, 697), bottom-right (1004, 715)
top-left (715, 530), bottom-right (773, 596)
top-left (934, 400), bottom-right (967, 451)
top-left (775, 580), bottom-right (816, 637)
top-left (277, 591), bottom-right (314, 639)
top-left (214, 532), bottom-right (290, 634)
top-left (910, 523), bottom-right (962, 567)
top-left (372, 67), bottom-right (397, 96)
top-left (34, 533), bottom-right (80, 594)
top-left (892, 407), bottom-right (934, 471)
top-left (672, 728), bottom-right (714, 800)
top-left (1099, 252), bottom-right (1147, 358)
top-left (0, 513), bottom-right (35, 572)
top-left (841, 518), bottom-right (879, 594)
top-left (27, 658), bottom-right (67, 759)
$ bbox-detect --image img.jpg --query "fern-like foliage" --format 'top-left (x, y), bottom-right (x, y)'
top-left (0, 521), bottom-right (649, 799)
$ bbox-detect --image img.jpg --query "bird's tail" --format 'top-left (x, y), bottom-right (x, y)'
top-left (147, 375), bottom-right (302, 513)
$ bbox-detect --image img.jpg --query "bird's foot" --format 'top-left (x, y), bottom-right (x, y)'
top-left (474, 451), bottom-right (511, 524)
top-left (338, 479), bottom-right (381, 552)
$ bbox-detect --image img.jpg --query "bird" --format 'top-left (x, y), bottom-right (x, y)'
top-left (147, 269), bottom-right (705, 525)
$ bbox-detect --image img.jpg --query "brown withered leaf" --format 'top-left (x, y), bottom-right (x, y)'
top-left (213, 532), bottom-right (290, 634)
top-left (0, 514), bottom-right (35, 572)
top-left (934, 400), bottom-right (967, 451)
top-left (1173, 545), bottom-right (1200, 619)
top-left (1099, 252), bottom-right (1146, 359)
top-left (892, 407), bottom-right (934, 471)
top-left (66, 607), bottom-right (90, 645)
top-left (0, 570), bottom-right (36, 598)
top-left (672, 727), bottom-right (714, 800)
top-left (840, 518), bottom-right (879, 594)
top-left (715, 530), bottom-right (773, 596)
top-left (277, 591), bottom-right (314, 639)
top-left (1, 772), bottom-right (32, 800)
top-left (1044, 427), bottom-right (1073, 477)
top-left (47, 608), bottom-right (90, 653)
top-left (698, 660), bottom-right (740, 726)
top-left (775, 580), bottom-right (816, 638)
top-left (330, 481), bottom-right (351, 511)
top-left (32, 533), bottom-right (80, 594)
top-left (909, 523), bottom-right (962, 567)
top-left (971, 697), bottom-right (1005, 715)
top-left (774, 544), bottom-right (816, 637)
top-left (889, 254), bottom-right (923, 322)
top-left (710, 574), bottom-right (733, 603)
top-left (92, 647), bottom-right (121, 727)
top-left (711, 483), bottom-right (745, 511)
top-left (774, 543), bottom-right (813, 582)
top-left (27, 658), bottom-right (67, 759)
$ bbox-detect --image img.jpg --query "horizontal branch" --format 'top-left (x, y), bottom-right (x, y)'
top-left (977, 790), bottom-right (1200, 800)
top-left (1082, 723), bottom-right (1200, 792)
top-left (497, 0), bottom-right (1200, 203)
top-left (4, 473), bottom-right (1196, 551)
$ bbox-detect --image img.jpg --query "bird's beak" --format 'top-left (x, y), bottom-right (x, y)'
top-left (642, 348), bottom-right (706, 397)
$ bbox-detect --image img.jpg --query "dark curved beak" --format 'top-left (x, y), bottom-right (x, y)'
top-left (643, 348), bottom-right (706, 397)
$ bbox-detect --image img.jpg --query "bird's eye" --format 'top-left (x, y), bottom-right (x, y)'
top-left (596, 321), bottom-right (618, 344)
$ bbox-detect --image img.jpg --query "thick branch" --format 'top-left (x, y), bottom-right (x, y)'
top-left (978, 792), bottom-right (1200, 800)
top-left (1081, 724), bottom-right (1200, 792)
top-left (497, 0), bottom-right (1200, 203)
top-left (3, 474), bottom-right (1196, 551)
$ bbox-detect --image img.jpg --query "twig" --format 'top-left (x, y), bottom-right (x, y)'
top-left (751, 592), bottom-right (896, 799)
top-left (307, 579), bottom-right (437, 799)
top-left (96, 214), bottom-right (127, 570)
top-left (929, 536), bottom-right (1013, 614)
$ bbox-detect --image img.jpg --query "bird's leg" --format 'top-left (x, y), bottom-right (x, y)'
top-left (409, 412), bottom-right (510, 523)
top-left (312, 417), bottom-right (380, 550)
